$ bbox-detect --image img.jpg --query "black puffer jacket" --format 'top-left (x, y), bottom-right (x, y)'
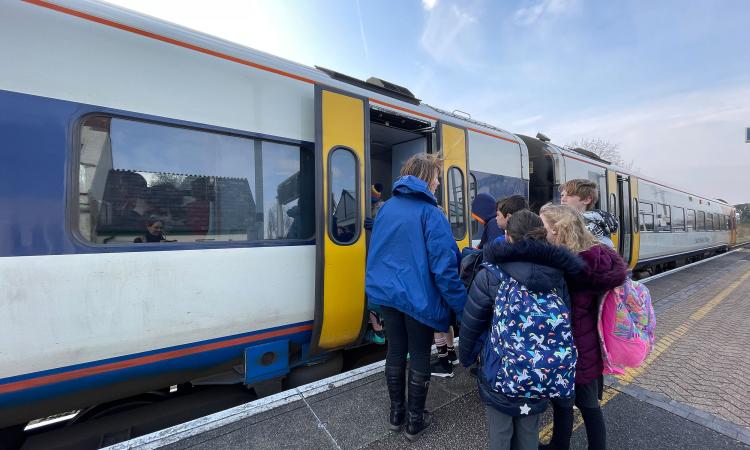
top-left (459, 239), bottom-right (584, 416)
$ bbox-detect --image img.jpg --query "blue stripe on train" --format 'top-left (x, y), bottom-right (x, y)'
top-left (0, 321), bottom-right (313, 407)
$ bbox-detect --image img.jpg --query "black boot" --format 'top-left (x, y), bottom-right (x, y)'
top-left (385, 365), bottom-right (406, 431)
top-left (404, 370), bottom-right (432, 441)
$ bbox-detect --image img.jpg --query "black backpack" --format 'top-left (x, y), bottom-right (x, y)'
top-left (459, 248), bottom-right (484, 288)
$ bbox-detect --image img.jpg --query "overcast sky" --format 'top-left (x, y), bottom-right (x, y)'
top-left (106, 0), bottom-right (750, 204)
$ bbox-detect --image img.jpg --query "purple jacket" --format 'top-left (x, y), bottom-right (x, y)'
top-left (567, 244), bottom-right (628, 385)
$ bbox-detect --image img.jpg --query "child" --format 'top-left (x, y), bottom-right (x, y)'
top-left (460, 210), bottom-right (583, 450)
top-left (495, 195), bottom-right (529, 242)
top-left (559, 179), bottom-right (618, 248)
top-left (539, 204), bottom-right (628, 450)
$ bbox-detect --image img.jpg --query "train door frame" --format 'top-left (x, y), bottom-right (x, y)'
top-left (617, 173), bottom-right (633, 264)
top-left (606, 170), bottom-right (619, 250)
top-left (628, 177), bottom-right (641, 269)
top-left (436, 121), bottom-right (471, 251)
top-left (310, 86), bottom-right (369, 355)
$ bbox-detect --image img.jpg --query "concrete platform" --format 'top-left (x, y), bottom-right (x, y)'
top-left (109, 248), bottom-right (750, 450)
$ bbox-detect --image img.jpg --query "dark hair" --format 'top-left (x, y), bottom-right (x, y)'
top-left (505, 210), bottom-right (547, 242)
top-left (497, 195), bottom-right (529, 216)
top-left (146, 217), bottom-right (164, 227)
top-left (373, 183), bottom-right (383, 193)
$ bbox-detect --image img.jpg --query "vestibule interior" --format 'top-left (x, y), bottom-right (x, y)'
top-left (368, 108), bottom-right (432, 205)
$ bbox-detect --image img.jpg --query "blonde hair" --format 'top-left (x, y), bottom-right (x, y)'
top-left (400, 153), bottom-right (442, 185)
top-left (540, 203), bottom-right (599, 253)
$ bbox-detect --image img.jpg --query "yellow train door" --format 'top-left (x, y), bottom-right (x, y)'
top-left (438, 122), bottom-right (470, 251)
top-left (310, 87), bottom-right (368, 353)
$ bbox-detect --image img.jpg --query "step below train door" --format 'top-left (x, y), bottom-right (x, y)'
top-left (310, 87), bottom-right (368, 354)
top-left (438, 122), bottom-right (470, 251)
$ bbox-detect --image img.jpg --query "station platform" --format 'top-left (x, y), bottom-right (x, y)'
top-left (110, 248), bottom-right (750, 450)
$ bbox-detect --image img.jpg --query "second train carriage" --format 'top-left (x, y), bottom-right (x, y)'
top-left (0, 0), bottom-right (736, 433)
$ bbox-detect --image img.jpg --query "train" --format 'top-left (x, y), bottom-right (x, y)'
top-left (0, 0), bottom-right (737, 438)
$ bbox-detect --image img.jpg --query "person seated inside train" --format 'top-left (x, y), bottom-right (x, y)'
top-left (559, 179), bottom-right (618, 248)
top-left (133, 218), bottom-right (173, 243)
top-left (98, 170), bottom-right (151, 237)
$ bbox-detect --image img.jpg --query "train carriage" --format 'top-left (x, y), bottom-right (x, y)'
top-left (0, 0), bottom-right (736, 435)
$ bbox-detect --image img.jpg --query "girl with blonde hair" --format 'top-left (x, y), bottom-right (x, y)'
top-left (538, 204), bottom-right (627, 450)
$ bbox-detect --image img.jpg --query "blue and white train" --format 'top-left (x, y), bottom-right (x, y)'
top-left (0, 0), bottom-right (736, 433)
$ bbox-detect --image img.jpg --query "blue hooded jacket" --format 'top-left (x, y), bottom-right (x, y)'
top-left (471, 193), bottom-right (503, 249)
top-left (365, 176), bottom-right (467, 331)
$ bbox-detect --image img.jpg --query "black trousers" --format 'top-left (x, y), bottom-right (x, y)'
top-left (380, 306), bottom-right (433, 374)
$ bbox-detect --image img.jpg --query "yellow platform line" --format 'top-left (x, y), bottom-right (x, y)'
top-left (539, 268), bottom-right (750, 443)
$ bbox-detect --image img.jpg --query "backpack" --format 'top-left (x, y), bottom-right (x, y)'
top-left (483, 263), bottom-right (577, 399)
top-left (597, 278), bottom-right (656, 375)
top-left (460, 248), bottom-right (484, 288)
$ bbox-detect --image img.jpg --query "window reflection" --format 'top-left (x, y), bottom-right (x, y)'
top-left (329, 149), bottom-right (358, 244)
top-left (78, 116), bottom-right (313, 245)
top-left (447, 167), bottom-right (466, 239)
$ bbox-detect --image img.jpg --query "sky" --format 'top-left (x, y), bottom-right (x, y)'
top-left (105, 0), bottom-right (750, 204)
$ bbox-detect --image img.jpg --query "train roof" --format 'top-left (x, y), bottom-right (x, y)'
top-left (34, 0), bottom-right (519, 145)
top-left (20, 1), bottom-right (733, 210)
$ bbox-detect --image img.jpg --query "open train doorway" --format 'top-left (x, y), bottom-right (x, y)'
top-left (519, 135), bottom-right (559, 213)
top-left (367, 106), bottom-right (434, 222)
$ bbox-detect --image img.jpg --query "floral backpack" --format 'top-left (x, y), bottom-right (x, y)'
top-left (597, 278), bottom-right (656, 375)
top-left (482, 263), bottom-right (577, 399)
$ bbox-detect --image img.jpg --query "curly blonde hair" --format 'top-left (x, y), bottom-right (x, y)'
top-left (540, 203), bottom-right (599, 253)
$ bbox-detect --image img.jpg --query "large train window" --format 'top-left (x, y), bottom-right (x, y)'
top-left (328, 148), bottom-right (359, 244)
top-left (77, 116), bottom-right (314, 245)
top-left (672, 206), bottom-right (685, 231)
top-left (687, 209), bottom-right (696, 231)
top-left (697, 211), bottom-right (706, 230)
top-left (639, 201), bottom-right (654, 232)
top-left (706, 213), bottom-right (714, 231)
top-left (447, 167), bottom-right (466, 239)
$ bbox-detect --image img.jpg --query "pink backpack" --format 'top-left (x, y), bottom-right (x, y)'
top-left (597, 279), bottom-right (656, 375)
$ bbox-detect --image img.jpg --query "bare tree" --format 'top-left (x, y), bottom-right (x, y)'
top-left (566, 138), bottom-right (635, 170)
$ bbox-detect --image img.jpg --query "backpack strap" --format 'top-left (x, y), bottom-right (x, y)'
top-left (479, 261), bottom-right (503, 280)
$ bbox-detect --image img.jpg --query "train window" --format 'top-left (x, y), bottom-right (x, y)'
top-left (328, 148), bottom-right (359, 244)
top-left (447, 167), bottom-right (466, 239)
top-left (77, 116), bottom-right (314, 245)
top-left (706, 213), bottom-right (714, 231)
top-left (639, 201), bottom-right (654, 232)
top-left (672, 206), bottom-right (685, 231)
top-left (609, 194), bottom-right (617, 215)
top-left (657, 204), bottom-right (671, 232)
top-left (686, 209), bottom-right (696, 231)
top-left (697, 211), bottom-right (706, 231)
top-left (469, 172), bottom-right (480, 240)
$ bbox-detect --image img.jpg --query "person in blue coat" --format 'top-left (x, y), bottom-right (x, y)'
top-left (366, 153), bottom-right (467, 441)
